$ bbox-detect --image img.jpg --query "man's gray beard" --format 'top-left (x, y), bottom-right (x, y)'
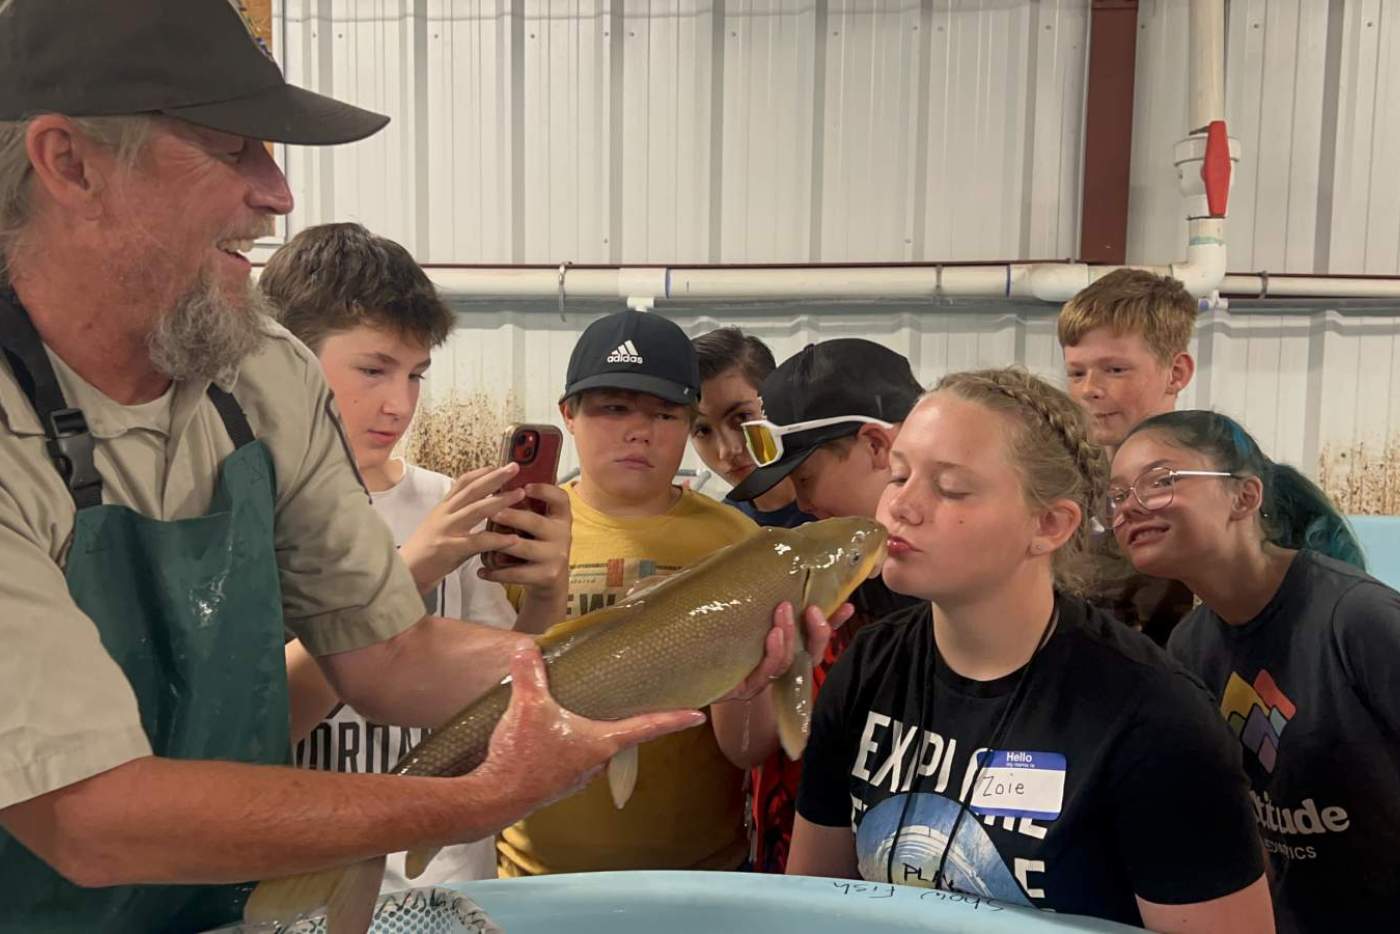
top-left (146, 276), bottom-right (273, 383)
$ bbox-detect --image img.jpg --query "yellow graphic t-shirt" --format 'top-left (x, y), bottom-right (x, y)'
top-left (497, 482), bottom-right (757, 876)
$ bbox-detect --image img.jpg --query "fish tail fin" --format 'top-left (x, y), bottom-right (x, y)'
top-left (326, 855), bottom-right (386, 934)
top-left (404, 846), bottom-right (443, 880)
top-left (243, 855), bottom-right (385, 930)
top-left (774, 646), bottom-right (814, 760)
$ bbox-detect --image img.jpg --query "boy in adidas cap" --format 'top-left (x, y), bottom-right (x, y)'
top-left (497, 309), bottom-right (832, 877)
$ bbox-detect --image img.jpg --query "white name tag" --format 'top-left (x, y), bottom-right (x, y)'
top-left (969, 750), bottom-right (1066, 821)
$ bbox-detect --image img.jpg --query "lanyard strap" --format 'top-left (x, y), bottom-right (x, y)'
top-left (0, 290), bottom-right (103, 508)
top-left (0, 290), bottom-right (258, 509)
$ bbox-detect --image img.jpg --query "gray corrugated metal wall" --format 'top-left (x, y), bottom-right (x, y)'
top-left (267, 0), bottom-right (1090, 263)
top-left (261, 0), bottom-right (1400, 509)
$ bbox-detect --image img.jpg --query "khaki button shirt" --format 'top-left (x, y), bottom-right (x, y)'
top-left (0, 319), bottom-right (425, 809)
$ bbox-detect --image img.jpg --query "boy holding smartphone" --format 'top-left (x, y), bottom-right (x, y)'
top-left (258, 222), bottom-right (571, 887)
top-left (496, 309), bottom-right (761, 877)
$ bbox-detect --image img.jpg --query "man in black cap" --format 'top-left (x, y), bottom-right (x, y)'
top-left (0, 4), bottom-right (811, 930)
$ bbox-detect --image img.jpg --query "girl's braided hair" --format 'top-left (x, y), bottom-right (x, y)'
top-left (933, 367), bottom-right (1108, 595)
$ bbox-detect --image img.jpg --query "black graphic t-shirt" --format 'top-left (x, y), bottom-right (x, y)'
top-left (798, 595), bottom-right (1264, 925)
top-left (1168, 550), bottom-right (1400, 933)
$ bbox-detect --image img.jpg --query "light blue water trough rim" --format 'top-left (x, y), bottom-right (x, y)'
top-left (448, 872), bottom-right (1140, 933)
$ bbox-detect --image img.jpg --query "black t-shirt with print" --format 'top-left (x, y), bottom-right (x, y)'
top-left (1089, 526), bottom-right (1197, 645)
top-left (1168, 549), bottom-right (1400, 933)
top-left (797, 595), bottom-right (1264, 926)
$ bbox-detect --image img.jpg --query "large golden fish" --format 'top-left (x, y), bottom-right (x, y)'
top-left (245, 517), bottom-right (888, 932)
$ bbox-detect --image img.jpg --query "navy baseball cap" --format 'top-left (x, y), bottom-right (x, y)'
top-left (561, 310), bottom-right (700, 406)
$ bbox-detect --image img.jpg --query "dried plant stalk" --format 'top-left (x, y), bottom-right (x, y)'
top-left (1318, 438), bottom-right (1400, 515)
top-left (404, 389), bottom-right (523, 478)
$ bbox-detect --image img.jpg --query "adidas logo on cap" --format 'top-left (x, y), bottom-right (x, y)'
top-left (606, 340), bottom-right (644, 365)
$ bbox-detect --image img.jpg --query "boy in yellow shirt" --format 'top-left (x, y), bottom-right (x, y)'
top-left (497, 309), bottom-right (761, 876)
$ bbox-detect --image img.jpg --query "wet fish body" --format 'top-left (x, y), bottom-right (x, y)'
top-left (245, 517), bottom-right (887, 932)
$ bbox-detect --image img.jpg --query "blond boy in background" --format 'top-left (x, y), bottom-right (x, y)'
top-left (1059, 268), bottom-right (1200, 643)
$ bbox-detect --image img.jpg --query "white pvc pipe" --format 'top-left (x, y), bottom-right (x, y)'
top-left (420, 254), bottom-right (1393, 306)
top-left (1221, 274), bottom-right (1400, 300)
top-left (1189, 0), bottom-right (1226, 132)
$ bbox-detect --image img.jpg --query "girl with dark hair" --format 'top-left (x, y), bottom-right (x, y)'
top-left (1110, 410), bottom-right (1400, 932)
top-left (789, 370), bottom-right (1271, 930)
top-left (689, 327), bottom-right (815, 529)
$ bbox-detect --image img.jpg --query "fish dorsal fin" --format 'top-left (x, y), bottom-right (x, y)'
top-left (607, 746), bottom-right (640, 809)
top-left (534, 602), bottom-right (643, 657)
top-left (622, 572), bottom-right (671, 603)
top-left (535, 527), bottom-right (780, 657)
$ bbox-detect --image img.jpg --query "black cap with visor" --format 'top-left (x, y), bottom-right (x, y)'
top-left (0, 0), bottom-right (389, 145)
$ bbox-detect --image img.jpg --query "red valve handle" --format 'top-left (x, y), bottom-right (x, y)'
top-left (1202, 120), bottom-right (1231, 217)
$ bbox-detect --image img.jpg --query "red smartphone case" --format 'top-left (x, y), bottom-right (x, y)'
top-left (482, 424), bottom-right (563, 571)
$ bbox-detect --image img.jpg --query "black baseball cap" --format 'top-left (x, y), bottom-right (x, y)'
top-left (728, 338), bottom-right (923, 502)
top-left (560, 310), bottom-right (700, 406)
top-left (0, 0), bottom-right (389, 145)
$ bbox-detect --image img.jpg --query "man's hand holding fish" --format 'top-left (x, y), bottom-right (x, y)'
top-left (245, 518), bottom-right (885, 931)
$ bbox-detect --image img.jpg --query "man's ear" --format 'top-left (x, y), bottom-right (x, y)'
top-left (861, 423), bottom-right (897, 471)
top-left (1166, 352), bottom-right (1196, 397)
top-left (559, 401), bottom-right (577, 435)
top-left (25, 115), bottom-right (112, 221)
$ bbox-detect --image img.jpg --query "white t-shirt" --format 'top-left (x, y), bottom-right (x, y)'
top-left (293, 463), bottom-right (515, 887)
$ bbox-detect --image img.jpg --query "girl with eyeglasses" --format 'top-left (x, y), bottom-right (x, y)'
top-left (788, 369), bottom-right (1272, 931)
top-left (1110, 410), bottom-right (1400, 932)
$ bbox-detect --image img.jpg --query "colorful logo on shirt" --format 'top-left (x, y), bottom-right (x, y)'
top-left (1220, 669), bottom-right (1295, 773)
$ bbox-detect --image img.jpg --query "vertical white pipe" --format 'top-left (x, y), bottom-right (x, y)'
top-left (1189, 0), bottom-right (1226, 131)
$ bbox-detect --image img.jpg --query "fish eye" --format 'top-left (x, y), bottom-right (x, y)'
top-left (847, 549), bottom-right (863, 566)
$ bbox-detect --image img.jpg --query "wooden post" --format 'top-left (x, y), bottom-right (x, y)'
top-left (244, 0), bottom-right (274, 53)
top-left (1079, 0), bottom-right (1139, 265)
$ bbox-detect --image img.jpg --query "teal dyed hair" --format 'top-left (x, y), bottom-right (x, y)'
top-left (1124, 411), bottom-right (1366, 570)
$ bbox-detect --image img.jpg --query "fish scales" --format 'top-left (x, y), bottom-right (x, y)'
top-left (395, 528), bottom-right (812, 779)
top-left (244, 518), bottom-right (887, 933)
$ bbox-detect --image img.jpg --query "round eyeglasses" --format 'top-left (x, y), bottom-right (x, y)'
top-left (1102, 465), bottom-right (1240, 529)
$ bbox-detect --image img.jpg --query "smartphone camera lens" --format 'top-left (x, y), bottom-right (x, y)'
top-left (514, 430), bottom-right (539, 464)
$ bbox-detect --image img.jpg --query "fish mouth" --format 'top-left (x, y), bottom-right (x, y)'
top-left (867, 535), bottom-right (888, 579)
top-left (828, 525), bottom-right (889, 610)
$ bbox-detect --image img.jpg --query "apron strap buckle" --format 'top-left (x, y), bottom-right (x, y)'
top-left (44, 407), bottom-right (102, 503)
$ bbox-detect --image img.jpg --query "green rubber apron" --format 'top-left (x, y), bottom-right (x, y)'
top-left (0, 293), bottom-right (290, 933)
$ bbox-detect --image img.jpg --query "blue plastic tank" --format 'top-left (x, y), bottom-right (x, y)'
top-left (453, 872), bottom-right (1139, 932)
